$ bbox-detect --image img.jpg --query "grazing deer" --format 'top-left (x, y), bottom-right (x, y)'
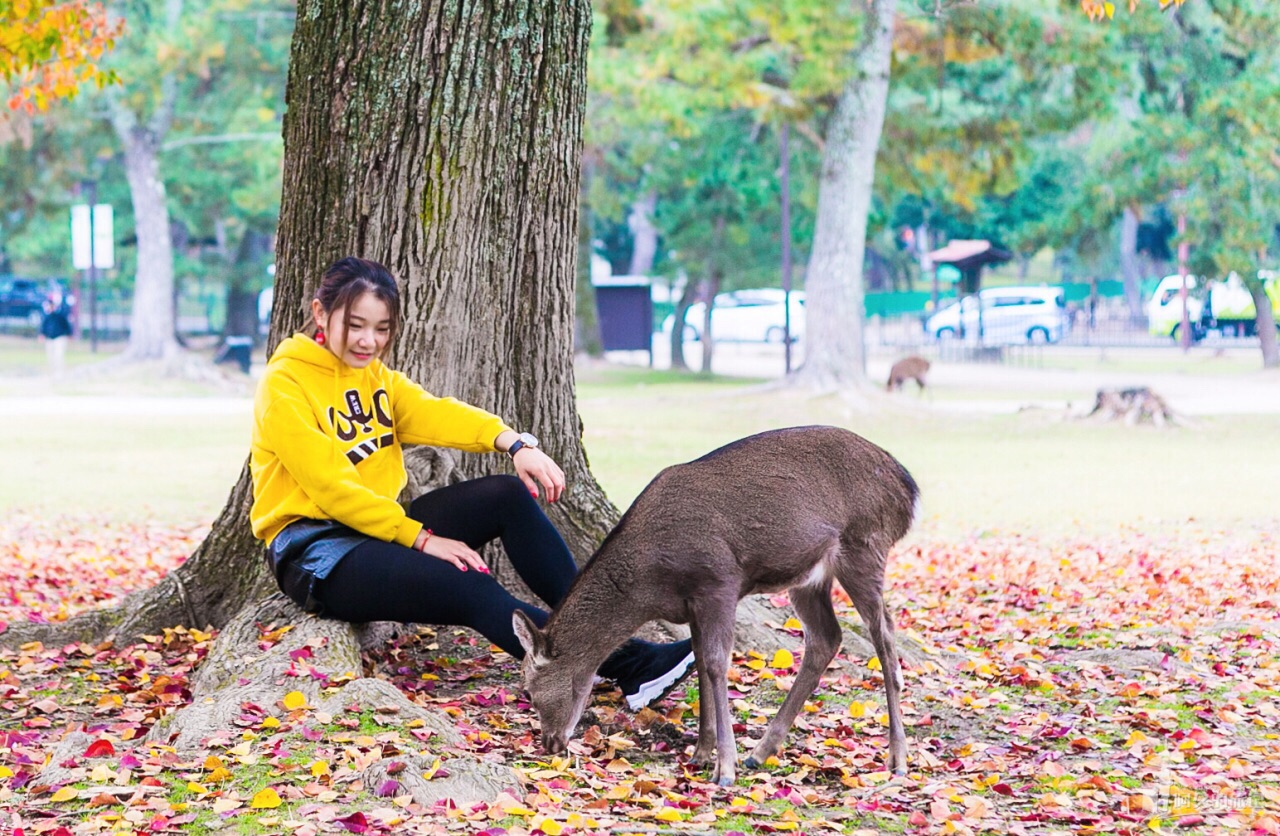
top-left (886, 355), bottom-right (931, 393)
top-left (513, 426), bottom-right (918, 786)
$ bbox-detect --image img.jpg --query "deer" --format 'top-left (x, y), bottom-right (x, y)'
top-left (886, 355), bottom-right (931, 393)
top-left (513, 425), bottom-right (919, 786)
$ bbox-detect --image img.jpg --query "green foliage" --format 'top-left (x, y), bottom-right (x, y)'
top-left (0, 2), bottom-right (290, 313)
top-left (585, 1), bottom-right (840, 290)
top-left (1079, 1), bottom-right (1280, 285)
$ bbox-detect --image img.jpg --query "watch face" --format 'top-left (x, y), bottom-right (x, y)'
top-left (520, 432), bottom-right (540, 448)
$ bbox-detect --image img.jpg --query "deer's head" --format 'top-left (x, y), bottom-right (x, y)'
top-left (513, 611), bottom-right (595, 754)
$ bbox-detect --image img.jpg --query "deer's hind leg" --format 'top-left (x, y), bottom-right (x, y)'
top-left (835, 549), bottom-right (908, 774)
top-left (746, 578), bottom-right (842, 768)
top-left (689, 593), bottom-right (740, 786)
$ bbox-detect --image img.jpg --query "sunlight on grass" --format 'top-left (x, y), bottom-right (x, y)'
top-left (576, 365), bottom-right (1279, 540)
top-left (0, 351), bottom-right (1275, 539)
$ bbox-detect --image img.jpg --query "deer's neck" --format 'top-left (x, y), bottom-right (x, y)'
top-left (545, 562), bottom-right (652, 669)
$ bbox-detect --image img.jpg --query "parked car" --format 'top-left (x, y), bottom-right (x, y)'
top-left (663, 289), bottom-right (805, 343)
top-left (1145, 275), bottom-right (1204, 340)
top-left (0, 277), bottom-right (57, 327)
top-left (1146, 272), bottom-right (1280, 341)
top-left (927, 285), bottom-right (1069, 345)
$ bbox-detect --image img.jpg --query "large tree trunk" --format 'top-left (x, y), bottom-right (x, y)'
top-left (1250, 281), bottom-right (1279, 368)
top-left (575, 161), bottom-right (605, 357)
top-left (793, 0), bottom-right (895, 390)
top-left (107, 0), bottom-right (182, 362)
top-left (669, 278), bottom-right (698, 370)
top-left (116, 123), bottom-right (181, 360)
top-left (1120, 204), bottom-right (1145, 325)
top-left (225, 227), bottom-right (273, 341)
top-left (7, 0), bottom-right (607, 741)
top-left (8, 0), bottom-right (608, 805)
top-left (627, 191), bottom-right (658, 276)
top-left (269, 0), bottom-right (616, 570)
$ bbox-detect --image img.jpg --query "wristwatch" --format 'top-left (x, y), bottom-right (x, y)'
top-left (507, 431), bottom-right (540, 457)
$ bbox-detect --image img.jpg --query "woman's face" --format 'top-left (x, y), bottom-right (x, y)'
top-left (312, 291), bottom-right (392, 369)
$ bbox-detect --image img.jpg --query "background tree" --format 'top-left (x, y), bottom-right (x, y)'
top-left (1088, 0), bottom-right (1280, 365)
top-left (94, 0), bottom-right (289, 361)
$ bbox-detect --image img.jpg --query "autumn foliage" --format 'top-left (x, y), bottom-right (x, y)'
top-left (0, 0), bottom-right (123, 112)
top-left (1079, 0), bottom-right (1186, 21)
top-left (3, 517), bottom-right (1278, 833)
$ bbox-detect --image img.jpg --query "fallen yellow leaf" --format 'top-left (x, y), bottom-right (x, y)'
top-left (654, 808), bottom-right (683, 822)
top-left (50, 787), bottom-right (78, 802)
top-left (310, 760), bottom-right (330, 778)
top-left (535, 817), bottom-right (564, 835)
top-left (250, 787), bottom-right (283, 809)
top-left (770, 649), bottom-right (795, 669)
top-left (282, 691), bottom-right (307, 711)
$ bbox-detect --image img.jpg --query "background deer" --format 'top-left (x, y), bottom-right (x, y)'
top-left (514, 425), bottom-right (919, 786)
top-left (886, 355), bottom-right (931, 393)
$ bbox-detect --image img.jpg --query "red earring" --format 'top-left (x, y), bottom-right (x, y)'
top-left (315, 327), bottom-right (326, 346)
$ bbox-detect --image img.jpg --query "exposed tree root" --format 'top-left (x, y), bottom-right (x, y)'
top-left (1083, 386), bottom-right (1198, 429)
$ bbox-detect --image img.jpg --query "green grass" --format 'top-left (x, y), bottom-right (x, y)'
top-left (2, 350), bottom-right (1277, 538)
top-left (576, 365), bottom-right (1280, 539)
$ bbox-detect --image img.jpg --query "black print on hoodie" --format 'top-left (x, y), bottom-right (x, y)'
top-left (328, 388), bottom-right (395, 464)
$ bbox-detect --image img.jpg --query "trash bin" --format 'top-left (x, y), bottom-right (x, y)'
top-left (215, 335), bottom-right (254, 374)
top-left (594, 276), bottom-right (653, 365)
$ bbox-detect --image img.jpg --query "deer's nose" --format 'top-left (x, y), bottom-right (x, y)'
top-left (543, 732), bottom-right (568, 754)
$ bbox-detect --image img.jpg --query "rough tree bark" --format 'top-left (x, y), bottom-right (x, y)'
top-left (793, 0), bottom-right (895, 390)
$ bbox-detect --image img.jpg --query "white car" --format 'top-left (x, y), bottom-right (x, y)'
top-left (663, 289), bottom-right (805, 343)
top-left (927, 286), bottom-right (1068, 345)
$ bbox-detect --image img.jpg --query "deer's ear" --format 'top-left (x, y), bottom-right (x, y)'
top-left (512, 610), bottom-right (549, 663)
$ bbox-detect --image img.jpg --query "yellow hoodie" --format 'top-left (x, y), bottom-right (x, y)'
top-left (249, 334), bottom-right (512, 547)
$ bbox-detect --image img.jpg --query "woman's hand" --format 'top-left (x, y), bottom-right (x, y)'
top-left (513, 447), bottom-right (566, 502)
top-left (414, 529), bottom-right (489, 573)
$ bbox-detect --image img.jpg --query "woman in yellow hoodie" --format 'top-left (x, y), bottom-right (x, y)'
top-left (250, 256), bottom-right (693, 711)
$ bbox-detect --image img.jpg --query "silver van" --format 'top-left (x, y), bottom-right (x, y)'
top-left (927, 286), bottom-right (1069, 345)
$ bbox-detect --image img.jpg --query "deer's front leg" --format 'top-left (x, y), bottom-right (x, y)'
top-left (689, 643), bottom-right (716, 766)
top-left (692, 597), bottom-right (739, 787)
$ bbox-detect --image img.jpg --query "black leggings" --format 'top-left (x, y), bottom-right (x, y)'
top-left (314, 475), bottom-right (578, 658)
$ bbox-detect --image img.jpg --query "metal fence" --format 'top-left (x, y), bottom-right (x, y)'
top-left (868, 293), bottom-right (1270, 365)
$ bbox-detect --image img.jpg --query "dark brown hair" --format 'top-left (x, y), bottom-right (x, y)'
top-left (313, 256), bottom-right (402, 355)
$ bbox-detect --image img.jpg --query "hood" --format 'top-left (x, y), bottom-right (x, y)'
top-left (269, 333), bottom-right (371, 377)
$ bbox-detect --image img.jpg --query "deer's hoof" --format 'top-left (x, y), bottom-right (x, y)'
top-left (743, 756), bottom-right (759, 769)
top-left (715, 774), bottom-right (734, 787)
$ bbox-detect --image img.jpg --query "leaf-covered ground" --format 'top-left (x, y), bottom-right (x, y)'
top-left (1, 517), bottom-right (1278, 835)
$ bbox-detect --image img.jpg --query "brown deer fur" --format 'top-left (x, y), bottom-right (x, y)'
top-left (887, 355), bottom-right (931, 392)
top-left (514, 426), bottom-right (919, 785)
